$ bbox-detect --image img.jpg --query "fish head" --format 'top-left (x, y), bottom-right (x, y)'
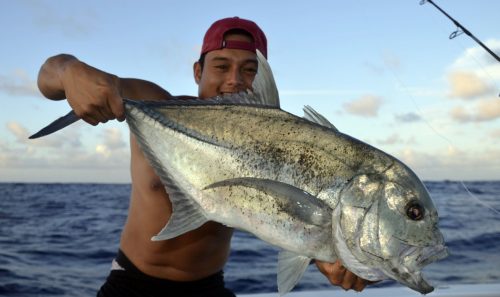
top-left (336, 162), bottom-right (448, 294)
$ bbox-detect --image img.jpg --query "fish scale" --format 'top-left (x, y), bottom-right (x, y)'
top-left (125, 99), bottom-right (447, 295)
top-left (30, 50), bottom-right (448, 296)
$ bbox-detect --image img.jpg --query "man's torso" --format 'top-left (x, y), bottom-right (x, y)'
top-left (118, 135), bottom-right (234, 281)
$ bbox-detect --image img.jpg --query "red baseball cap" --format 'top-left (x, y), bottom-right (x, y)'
top-left (201, 17), bottom-right (267, 59)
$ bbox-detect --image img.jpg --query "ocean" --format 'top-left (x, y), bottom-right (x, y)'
top-left (0, 181), bottom-right (499, 296)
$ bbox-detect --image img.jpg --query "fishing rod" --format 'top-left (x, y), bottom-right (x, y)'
top-left (420, 0), bottom-right (500, 63)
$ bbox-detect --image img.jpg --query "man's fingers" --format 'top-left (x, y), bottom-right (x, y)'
top-left (108, 93), bottom-right (125, 122)
top-left (316, 260), bottom-right (372, 292)
top-left (353, 277), bottom-right (369, 292)
top-left (331, 261), bottom-right (346, 285)
top-left (78, 106), bottom-right (109, 125)
top-left (341, 270), bottom-right (357, 291)
top-left (81, 114), bottom-right (100, 126)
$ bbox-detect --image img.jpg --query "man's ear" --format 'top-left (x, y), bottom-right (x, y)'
top-left (193, 61), bottom-right (202, 84)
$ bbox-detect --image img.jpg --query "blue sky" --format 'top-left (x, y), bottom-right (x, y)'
top-left (1, 0), bottom-right (499, 183)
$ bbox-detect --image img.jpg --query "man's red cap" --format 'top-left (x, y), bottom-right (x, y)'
top-left (201, 17), bottom-right (267, 59)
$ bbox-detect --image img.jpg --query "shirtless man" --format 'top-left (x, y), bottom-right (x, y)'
top-left (37, 17), bottom-right (371, 296)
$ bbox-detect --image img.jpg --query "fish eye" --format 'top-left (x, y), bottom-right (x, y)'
top-left (406, 201), bottom-right (424, 221)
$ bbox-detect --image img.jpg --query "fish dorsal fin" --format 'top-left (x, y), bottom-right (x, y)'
top-left (252, 49), bottom-right (280, 108)
top-left (277, 251), bottom-right (311, 296)
top-left (303, 105), bottom-right (338, 131)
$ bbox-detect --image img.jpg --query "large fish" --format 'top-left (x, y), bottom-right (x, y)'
top-left (30, 51), bottom-right (448, 295)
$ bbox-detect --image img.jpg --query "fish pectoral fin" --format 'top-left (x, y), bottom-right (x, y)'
top-left (204, 177), bottom-right (331, 227)
top-left (303, 105), bottom-right (338, 131)
top-left (277, 251), bottom-right (311, 296)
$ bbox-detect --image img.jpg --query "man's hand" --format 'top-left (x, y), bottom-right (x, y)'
top-left (38, 54), bottom-right (125, 126)
top-left (315, 259), bottom-right (372, 292)
top-left (60, 59), bottom-right (125, 126)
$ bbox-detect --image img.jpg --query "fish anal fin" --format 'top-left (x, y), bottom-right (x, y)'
top-left (277, 251), bottom-right (311, 296)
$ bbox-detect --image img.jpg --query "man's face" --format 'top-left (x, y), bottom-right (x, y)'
top-left (194, 33), bottom-right (258, 99)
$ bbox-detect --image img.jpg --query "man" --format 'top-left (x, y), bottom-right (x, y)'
top-left (37, 17), bottom-right (371, 296)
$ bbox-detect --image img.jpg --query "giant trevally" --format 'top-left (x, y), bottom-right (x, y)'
top-left (30, 51), bottom-right (448, 296)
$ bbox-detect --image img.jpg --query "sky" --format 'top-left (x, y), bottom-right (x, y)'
top-left (0, 0), bottom-right (499, 183)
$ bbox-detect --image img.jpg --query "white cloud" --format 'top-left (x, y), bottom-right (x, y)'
top-left (395, 112), bottom-right (422, 123)
top-left (7, 121), bottom-right (29, 141)
top-left (100, 128), bottom-right (127, 150)
top-left (95, 144), bottom-right (112, 158)
top-left (362, 51), bottom-right (402, 76)
top-left (343, 95), bottom-right (383, 117)
top-left (451, 39), bottom-right (500, 69)
top-left (7, 121), bottom-right (82, 148)
top-left (377, 133), bottom-right (417, 146)
top-left (476, 98), bottom-right (500, 121)
top-left (1, 122), bottom-right (130, 181)
top-left (377, 133), bottom-right (401, 145)
top-left (447, 71), bottom-right (493, 100)
top-left (450, 97), bottom-right (500, 122)
top-left (0, 69), bottom-right (40, 97)
top-left (94, 127), bottom-right (128, 159)
top-left (449, 106), bottom-right (471, 122)
top-left (396, 146), bottom-right (500, 181)
top-left (447, 39), bottom-right (500, 96)
top-left (491, 129), bottom-right (500, 139)
top-left (22, 0), bottom-right (98, 37)
top-left (382, 51), bottom-right (402, 72)
top-left (445, 39), bottom-right (500, 123)
top-left (280, 89), bottom-right (356, 97)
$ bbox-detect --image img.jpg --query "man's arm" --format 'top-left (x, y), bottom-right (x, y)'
top-left (37, 54), bottom-right (172, 126)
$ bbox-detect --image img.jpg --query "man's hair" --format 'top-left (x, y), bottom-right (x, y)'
top-left (198, 29), bottom-right (254, 71)
top-left (198, 53), bottom-right (207, 70)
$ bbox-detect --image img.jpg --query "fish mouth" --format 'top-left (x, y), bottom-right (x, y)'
top-left (398, 242), bottom-right (449, 268)
top-left (388, 243), bottom-right (449, 294)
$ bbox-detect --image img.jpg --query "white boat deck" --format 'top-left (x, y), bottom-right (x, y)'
top-left (238, 283), bottom-right (500, 297)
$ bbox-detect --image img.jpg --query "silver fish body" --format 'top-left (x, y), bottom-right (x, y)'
top-left (29, 51), bottom-right (447, 295)
top-left (125, 99), bottom-right (448, 295)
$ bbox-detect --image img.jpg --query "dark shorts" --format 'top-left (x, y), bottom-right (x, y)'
top-left (97, 250), bottom-right (236, 297)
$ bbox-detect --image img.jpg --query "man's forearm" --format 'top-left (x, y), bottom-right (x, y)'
top-left (37, 54), bottom-right (79, 100)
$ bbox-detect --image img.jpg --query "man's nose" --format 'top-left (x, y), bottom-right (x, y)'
top-left (226, 68), bottom-right (243, 87)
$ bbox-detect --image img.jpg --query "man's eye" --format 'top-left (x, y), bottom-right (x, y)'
top-left (244, 67), bottom-right (257, 74)
top-left (215, 65), bottom-right (228, 71)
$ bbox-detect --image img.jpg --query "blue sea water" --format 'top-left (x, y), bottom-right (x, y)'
top-left (0, 181), bottom-right (499, 296)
